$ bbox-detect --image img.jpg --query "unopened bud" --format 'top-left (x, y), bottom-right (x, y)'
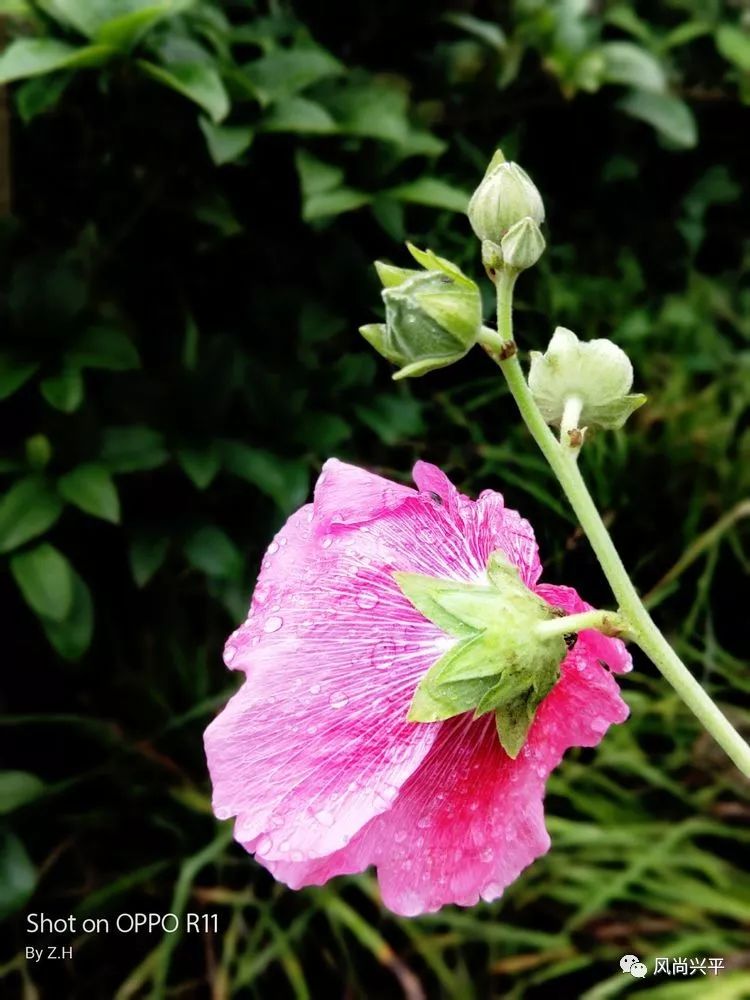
top-left (468, 150), bottom-right (545, 243)
top-left (360, 243), bottom-right (482, 380)
top-left (500, 217), bottom-right (546, 271)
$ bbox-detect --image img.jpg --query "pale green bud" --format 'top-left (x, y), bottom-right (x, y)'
top-left (468, 150), bottom-right (545, 243)
top-left (360, 243), bottom-right (482, 380)
top-left (500, 217), bottom-right (546, 271)
top-left (528, 327), bottom-right (646, 434)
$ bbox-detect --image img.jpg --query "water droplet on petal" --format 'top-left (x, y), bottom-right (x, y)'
top-left (356, 592), bottom-right (378, 610)
top-left (224, 644), bottom-right (237, 664)
top-left (264, 615), bottom-right (283, 633)
top-left (309, 683), bottom-right (321, 694)
top-left (590, 716), bottom-right (608, 734)
top-left (267, 541), bottom-right (279, 555)
top-left (480, 847), bottom-right (494, 863)
top-left (417, 815), bottom-right (431, 829)
top-left (329, 692), bottom-right (348, 709)
top-left (256, 836), bottom-right (272, 853)
top-left (215, 806), bottom-right (231, 820)
top-left (394, 829), bottom-right (407, 843)
top-left (321, 537), bottom-right (333, 549)
top-left (314, 809), bottom-right (334, 827)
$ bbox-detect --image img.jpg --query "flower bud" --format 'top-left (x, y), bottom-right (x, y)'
top-left (360, 243), bottom-right (482, 380)
top-left (500, 217), bottom-right (546, 271)
top-left (528, 327), bottom-right (646, 433)
top-left (468, 149), bottom-right (545, 243)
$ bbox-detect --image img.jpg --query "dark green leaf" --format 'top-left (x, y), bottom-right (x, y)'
top-left (199, 117), bottom-right (254, 165)
top-left (184, 525), bottom-right (242, 579)
top-left (0, 38), bottom-right (113, 84)
top-left (0, 831), bottom-right (36, 920)
top-left (40, 570), bottom-right (94, 660)
top-left (177, 447), bottom-right (221, 490)
top-left (16, 72), bottom-right (71, 122)
top-left (10, 543), bottom-right (74, 622)
top-left (100, 426), bottom-right (168, 473)
top-left (0, 772), bottom-right (46, 815)
top-left (262, 97), bottom-right (338, 134)
top-left (618, 90), bottom-right (697, 148)
top-left (58, 464), bottom-right (120, 523)
top-left (716, 25), bottom-right (750, 72)
top-left (0, 477), bottom-right (63, 554)
top-left (40, 368), bottom-right (84, 412)
top-left (388, 178), bottom-right (470, 213)
top-left (220, 442), bottom-right (309, 514)
top-left (245, 48), bottom-right (343, 104)
top-left (129, 535), bottom-right (169, 588)
top-left (0, 353), bottom-right (38, 401)
top-left (137, 59), bottom-right (229, 122)
top-left (67, 326), bottom-right (140, 370)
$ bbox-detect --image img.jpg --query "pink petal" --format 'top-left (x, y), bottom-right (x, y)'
top-left (313, 458), bottom-right (415, 529)
top-left (261, 649), bottom-right (628, 916)
top-left (536, 583), bottom-right (633, 673)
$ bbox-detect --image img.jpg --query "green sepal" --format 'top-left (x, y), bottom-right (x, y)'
top-left (393, 571), bottom-right (481, 638)
top-left (405, 242), bottom-right (474, 287)
top-left (397, 554), bottom-right (568, 755)
top-left (358, 323), bottom-right (399, 364)
top-left (392, 354), bottom-right (466, 381)
top-left (374, 261), bottom-right (416, 288)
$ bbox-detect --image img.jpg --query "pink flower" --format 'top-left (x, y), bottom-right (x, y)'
top-left (204, 460), bottom-right (631, 916)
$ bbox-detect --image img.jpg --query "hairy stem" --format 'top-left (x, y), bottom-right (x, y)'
top-left (535, 609), bottom-right (626, 640)
top-left (477, 271), bottom-right (750, 777)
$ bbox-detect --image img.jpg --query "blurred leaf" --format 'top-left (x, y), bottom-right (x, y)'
top-left (129, 535), bottom-right (169, 587)
top-left (444, 12), bottom-right (506, 52)
top-left (184, 525), bottom-right (242, 579)
top-left (0, 38), bottom-right (113, 84)
top-left (58, 464), bottom-right (120, 523)
top-left (199, 117), bottom-right (254, 165)
top-left (15, 72), bottom-right (71, 122)
top-left (67, 326), bottom-right (140, 370)
top-left (25, 435), bottom-right (53, 471)
top-left (220, 442), bottom-right (309, 514)
top-left (40, 569), bottom-right (94, 659)
top-left (0, 477), bottom-right (63, 554)
top-left (262, 96), bottom-right (338, 134)
top-left (355, 394), bottom-right (425, 446)
top-left (296, 150), bottom-right (368, 220)
top-left (10, 543), bottom-right (74, 622)
top-left (0, 353), bottom-right (37, 401)
top-left (100, 426), bottom-right (168, 473)
top-left (600, 41), bottom-right (666, 92)
top-left (95, 2), bottom-right (194, 48)
top-left (40, 368), bottom-right (84, 412)
top-left (0, 831), bottom-right (36, 921)
top-left (0, 772), bottom-right (45, 815)
top-left (245, 47), bottom-right (343, 104)
top-left (388, 177), bottom-right (470, 213)
top-left (619, 90), bottom-right (697, 147)
top-left (177, 447), bottom-right (221, 489)
top-left (716, 25), bottom-right (750, 73)
top-left (137, 59), bottom-right (229, 122)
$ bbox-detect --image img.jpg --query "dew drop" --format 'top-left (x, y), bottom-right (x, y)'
top-left (394, 829), bottom-right (407, 843)
top-left (215, 806), bottom-right (231, 820)
top-left (309, 683), bottom-right (322, 694)
top-left (329, 692), bottom-right (349, 709)
top-left (321, 537), bottom-right (333, 549)
top-left (267, 540), bottom-right (279, 555)
top-left (480, 847), bottom-right (494, 863)
top-left (264, 615), bottom-right (283, 633)
top-left (256, 836), bottom-right (272, 854)
top-left (314, 809), bottom-right (334, 827)
top-left (356, 592), bottom-right (378, 610)
top-left (590, 716), bottom-right (608, 734)
top-left (224, 644), bottom-right (237, 664)
top-left (417, 815), bottom-right (432, 829)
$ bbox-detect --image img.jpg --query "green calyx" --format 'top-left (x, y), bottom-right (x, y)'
top-left (359, 243), bottom-right (482, 380)
top-left (395, 552), bottom-right (568, 758)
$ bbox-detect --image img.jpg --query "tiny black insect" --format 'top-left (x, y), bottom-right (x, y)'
top-left (424, 491), bottom-right (443, 505)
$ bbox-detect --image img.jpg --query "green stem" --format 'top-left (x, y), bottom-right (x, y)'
top-left (535, 609), bottom-right (626, 641)
top-left (477, 270), bottom-right (750, 777)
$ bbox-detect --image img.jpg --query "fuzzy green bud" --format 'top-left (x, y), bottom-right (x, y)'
top-left (528, 327), bottom-right (646, 436)
top-left (360, 243), bottom-right (482, 380)
top-left (500, 217), bottom-right (546, 271)
top-left (468, 150), bottom-right (545, 243)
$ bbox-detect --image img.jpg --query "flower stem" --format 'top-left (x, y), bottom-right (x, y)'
top-left (535, 609), bottom-right (626, 640)
top-left (478, 269), bottom-right (750, 777)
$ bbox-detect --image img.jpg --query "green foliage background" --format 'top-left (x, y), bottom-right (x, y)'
top-left (0, 1), bottom-right (749, 996)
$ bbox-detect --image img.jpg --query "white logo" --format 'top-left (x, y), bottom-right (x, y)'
top-left (620, 955), bottom-right (648, 978)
